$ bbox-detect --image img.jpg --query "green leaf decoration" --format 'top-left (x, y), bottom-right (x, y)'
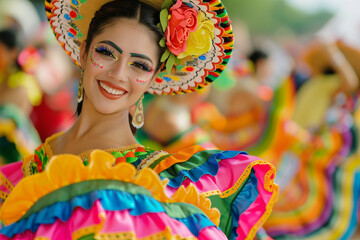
top-left (112, 152), bottom-right (124, 158)
top-left (160, 9), bottom-right (169, 32)
top-left (75, 14), bottom-right (83, 20)
top-left (159, 37), bottom-right (166, 48)
top-left (175, 56), bottom-right (182, 65)
top-left (43, 156), bottom-right (48, 167)
top-left (157, 23), bottom-right (162, 31)
top-left (161, 49), bottom-right (171, 62)
top-left (79, 0), bottom-right (87, 3)
top-left (166, 53), bottom-right (176, 74)
top-left (162, 0), bottom-right (174, 10)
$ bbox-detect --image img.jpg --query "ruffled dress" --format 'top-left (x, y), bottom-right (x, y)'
top-left (0, 132), bottom-right (278, 240)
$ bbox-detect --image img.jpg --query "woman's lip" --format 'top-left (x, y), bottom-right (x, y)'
top-left (98, 80), bottom-right (127, 92)
top-left (97, 81), bottom-right (127, 100)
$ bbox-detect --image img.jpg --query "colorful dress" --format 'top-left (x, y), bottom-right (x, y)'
top-left (0, 132), bottom-right (278, 240)
top-left (0, 104), bottom-right (41, 165)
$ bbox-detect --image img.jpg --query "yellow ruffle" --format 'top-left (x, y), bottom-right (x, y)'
top-left (0, 150), bottom-right (220, 226)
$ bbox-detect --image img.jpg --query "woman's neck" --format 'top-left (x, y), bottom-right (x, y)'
top-left (52, 99), bottom-right (138, 155)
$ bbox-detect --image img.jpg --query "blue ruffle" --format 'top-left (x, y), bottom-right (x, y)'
top-left (166, 150), bottom-right (248, 188)
top-left (1, 189), bottom-right (215, 238)
top-left (176, 213), bottom-right (221, 237)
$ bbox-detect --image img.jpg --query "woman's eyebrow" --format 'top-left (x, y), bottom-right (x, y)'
top-left (99, 40), bottom-right (123, 54)
top-left (130, 53), bottom-right (153, 64)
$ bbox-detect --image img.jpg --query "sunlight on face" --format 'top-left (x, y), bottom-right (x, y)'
top-left (80, 18), bottom-right (159, 115)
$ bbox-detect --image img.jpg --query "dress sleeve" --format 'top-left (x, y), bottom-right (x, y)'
top-left (151, 145), bottom-right (278, 240)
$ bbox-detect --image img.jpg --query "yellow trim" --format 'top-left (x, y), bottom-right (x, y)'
top-left (42, 131), bottom-right (64, 158)
top-left (0, 190), bottom-right (8, 201)
top-left (73, 226), bottom-right (197, 240)
top-left (201, 190), bottom-right (221, 198)
top-left (0, 171), bottom-right (14, 192)
top-left (22, 154), bottom-right (35, 177)
top-left (0, 150), bottom-right (220, 227)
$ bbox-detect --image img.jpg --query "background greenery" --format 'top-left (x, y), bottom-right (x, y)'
top-left (29, 0), bottom-right (333, 36)
top-left (222, 0), bottom-right (332, 36)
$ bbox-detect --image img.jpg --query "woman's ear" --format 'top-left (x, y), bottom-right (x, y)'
top-left (79, 41), bottom-right (87, 69)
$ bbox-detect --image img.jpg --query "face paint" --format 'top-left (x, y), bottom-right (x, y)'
top-left (136, 78), bottom-right (148, 85)
top-left (135, 67), bottom-right (154, 85)
top-left (90, 42), bottom-right (104, 69)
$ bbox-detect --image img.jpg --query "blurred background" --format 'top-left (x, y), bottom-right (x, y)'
top-left (1, 0), bottom-right (360, 239)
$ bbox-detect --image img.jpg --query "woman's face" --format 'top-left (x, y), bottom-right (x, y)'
top-left (80, 18), bottom-right (159, 115)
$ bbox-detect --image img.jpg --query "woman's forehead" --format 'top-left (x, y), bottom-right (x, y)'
top-left (92, 18), bottom-right (158, 58)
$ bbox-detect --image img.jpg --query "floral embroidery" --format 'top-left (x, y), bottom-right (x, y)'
top-left (29, 146), bottom-right (154, 175)
top-left (32, 146), bottom-right (49, 174)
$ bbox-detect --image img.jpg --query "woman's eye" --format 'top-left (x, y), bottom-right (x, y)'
top-left (95, 47), bottom-right (116, 59)
top-left (131, 61), bottom-right (152, 72)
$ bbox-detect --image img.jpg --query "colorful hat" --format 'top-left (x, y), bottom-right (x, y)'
top-left (45, 0), bottom-right (234, 95)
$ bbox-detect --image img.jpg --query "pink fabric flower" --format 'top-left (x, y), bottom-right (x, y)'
top-left (165, 0), bottom-right (198, 56)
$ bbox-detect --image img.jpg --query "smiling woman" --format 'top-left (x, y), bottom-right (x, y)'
top-left (0, 0), bottom-right (278, 239)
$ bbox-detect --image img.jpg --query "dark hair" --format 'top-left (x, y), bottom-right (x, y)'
top-left (76, 0), bottom-right (165, 133)
top-left (0, 29), bottom-right (20, 49)
top-left (248, 49), bottom-right (269, 72)
top-left (0, 28), bottom-right (23, 71)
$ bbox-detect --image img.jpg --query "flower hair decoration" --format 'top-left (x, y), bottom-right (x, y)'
top-left (158, 0), bottom-right (215, 74)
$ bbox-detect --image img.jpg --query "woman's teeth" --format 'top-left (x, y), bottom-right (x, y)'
top-left (99, 81), bottom-right (125, 95)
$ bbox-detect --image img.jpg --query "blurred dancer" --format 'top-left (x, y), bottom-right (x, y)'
top-left (0, 28), bottom-right (41, 164)
top-left (0, 0), bottom-right (42, 164)
top-left (136, 89), bottom-right (218, 153)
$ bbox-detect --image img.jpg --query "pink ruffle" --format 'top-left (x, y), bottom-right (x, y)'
top-left (0, 200), bottom-right (227, 239)
top-left (0, 162), bottom-right (23, 195)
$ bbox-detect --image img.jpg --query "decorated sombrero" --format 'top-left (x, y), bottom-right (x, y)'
top-left (45, 0), bottom-right (234, 95)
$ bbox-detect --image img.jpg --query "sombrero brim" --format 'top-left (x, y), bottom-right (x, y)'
top-left (46, 0), bottom-right (234, 95)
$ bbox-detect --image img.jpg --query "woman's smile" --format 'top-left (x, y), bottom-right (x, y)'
top-left (97, 80), bottom-right (128, 100)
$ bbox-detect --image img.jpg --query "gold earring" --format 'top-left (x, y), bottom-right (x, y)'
top-left (132, 94), bottom-right (144, 129)
top-left (77, 69), bottom-right (84, 103)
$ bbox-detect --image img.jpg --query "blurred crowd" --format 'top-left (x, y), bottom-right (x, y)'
top-left (0, 0), bottom-right (359, 239)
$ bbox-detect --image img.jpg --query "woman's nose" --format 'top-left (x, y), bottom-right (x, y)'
top-left (107, 58), bottom-right (128, 82)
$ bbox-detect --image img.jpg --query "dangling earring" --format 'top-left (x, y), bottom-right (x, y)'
top-left (77, 69), bottom-right (84, 103)
top-left (132, 94), bottom-right (145, 129)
